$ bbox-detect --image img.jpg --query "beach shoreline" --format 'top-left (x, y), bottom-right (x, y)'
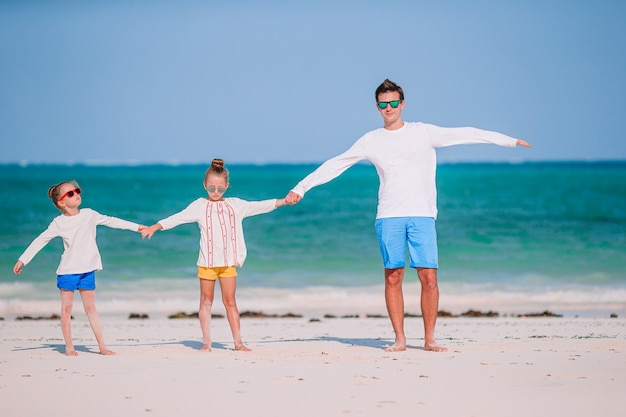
top-left (2, 281), bottom-right (625, 321)
top-left (1, 315), bottom-right (625, 417)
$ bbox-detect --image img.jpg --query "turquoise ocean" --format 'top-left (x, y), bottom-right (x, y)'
top-left (1, 162), bottom-right (625, 318)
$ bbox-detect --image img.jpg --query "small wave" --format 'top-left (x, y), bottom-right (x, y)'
top-left (1, 280), bottom-right (624, 319)
top-left (0, 281), bottom-right (37, 297)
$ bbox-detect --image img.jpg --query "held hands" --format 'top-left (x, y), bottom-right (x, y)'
top-left (141, 224), bottom-right (163, 240)
top-left (284, 191), bottom-right (302, 205)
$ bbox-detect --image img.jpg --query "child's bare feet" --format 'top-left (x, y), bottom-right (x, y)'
top-left (200, 344), bottom-right (212, 351)
top-left (99, 348), bottom-right (116, 355)
top-left (234, 343), bottom-right (251, 352)
top-left (424, 342), bottom-right (447, 352)
top-left (65, 350), bottom-right (79, 356)
top-left (384, 342), bottom-right (407, 352)
top-left (384, 337), bottom-right (406, 352)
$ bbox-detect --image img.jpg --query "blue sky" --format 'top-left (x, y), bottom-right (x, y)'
top-left (1, 0), bottom-right (625, 164)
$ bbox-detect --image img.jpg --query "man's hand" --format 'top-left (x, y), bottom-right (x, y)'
top-left (285, 191), bottom-right (302, 205)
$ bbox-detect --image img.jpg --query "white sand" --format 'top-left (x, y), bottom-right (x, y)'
top-left (1, 315), bottom-right (625, 417)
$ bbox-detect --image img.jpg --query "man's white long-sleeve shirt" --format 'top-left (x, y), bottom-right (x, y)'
top-left (18, 208), bottom-right (140, 275)
top-left (158, 197), bottom-right (277, 268)
top-left (291, 122), bottom-right (518, 219)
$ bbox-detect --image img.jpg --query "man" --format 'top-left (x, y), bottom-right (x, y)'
top-left (285, 79), bottom-right (531, 352)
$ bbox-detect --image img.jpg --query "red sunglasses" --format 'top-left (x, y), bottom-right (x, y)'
top-left (59, 188), bottom-right (82, 201)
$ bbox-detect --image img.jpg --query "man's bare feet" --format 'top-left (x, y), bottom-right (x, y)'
top-left (99, 348), bottom-right (116, 355)
top-left (65, 350), bottom-right (79, 356)
top-left (424, 342), bottom-right (447, 352)
top-left (384, 341), bottom-right (406, 352)
top-left (200, 344), bottom-right (212, 351)
top-left (234, 343), bottom-right (251, 352)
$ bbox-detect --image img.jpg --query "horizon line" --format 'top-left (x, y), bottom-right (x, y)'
top-left (1, 158), bottom-right (626, 168)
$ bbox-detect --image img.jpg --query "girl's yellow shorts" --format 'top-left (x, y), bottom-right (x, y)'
top-left (197, 266), bottom-right (237, 280)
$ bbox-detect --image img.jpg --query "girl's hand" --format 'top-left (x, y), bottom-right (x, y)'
top-left (13, 261), bottom-right (24, 275)
top-left (141, 224), bottom-right (162, 240)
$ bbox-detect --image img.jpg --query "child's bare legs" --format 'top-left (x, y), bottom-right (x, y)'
top-left (79, 289), bottom-right (115, 355)
top-left (60, 290), bottom-right (78, 356)
top-left (198, 279), bottom-right (216, 351)
top-left (219, 277), bottom-right (250, 351)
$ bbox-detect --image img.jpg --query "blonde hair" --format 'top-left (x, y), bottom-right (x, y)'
top-left (48, 180), bottom-right (79, 210)
top-left (204, 158), bottom-right (229, 186)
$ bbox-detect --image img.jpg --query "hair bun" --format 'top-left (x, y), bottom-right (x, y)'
top-left (211, 158), bottom-right (225, 170)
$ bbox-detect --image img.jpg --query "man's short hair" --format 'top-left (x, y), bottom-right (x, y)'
top-left (375, 79), bottom-right (404, 102)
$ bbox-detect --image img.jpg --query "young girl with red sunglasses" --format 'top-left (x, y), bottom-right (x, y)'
top-left (13, 180), bottom-right (145, 356)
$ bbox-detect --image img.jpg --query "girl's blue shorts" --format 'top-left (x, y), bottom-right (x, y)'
top-left (57, 271), bottom-right (96, 291)
top-left (375, 217), bottom-right (438, 269)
